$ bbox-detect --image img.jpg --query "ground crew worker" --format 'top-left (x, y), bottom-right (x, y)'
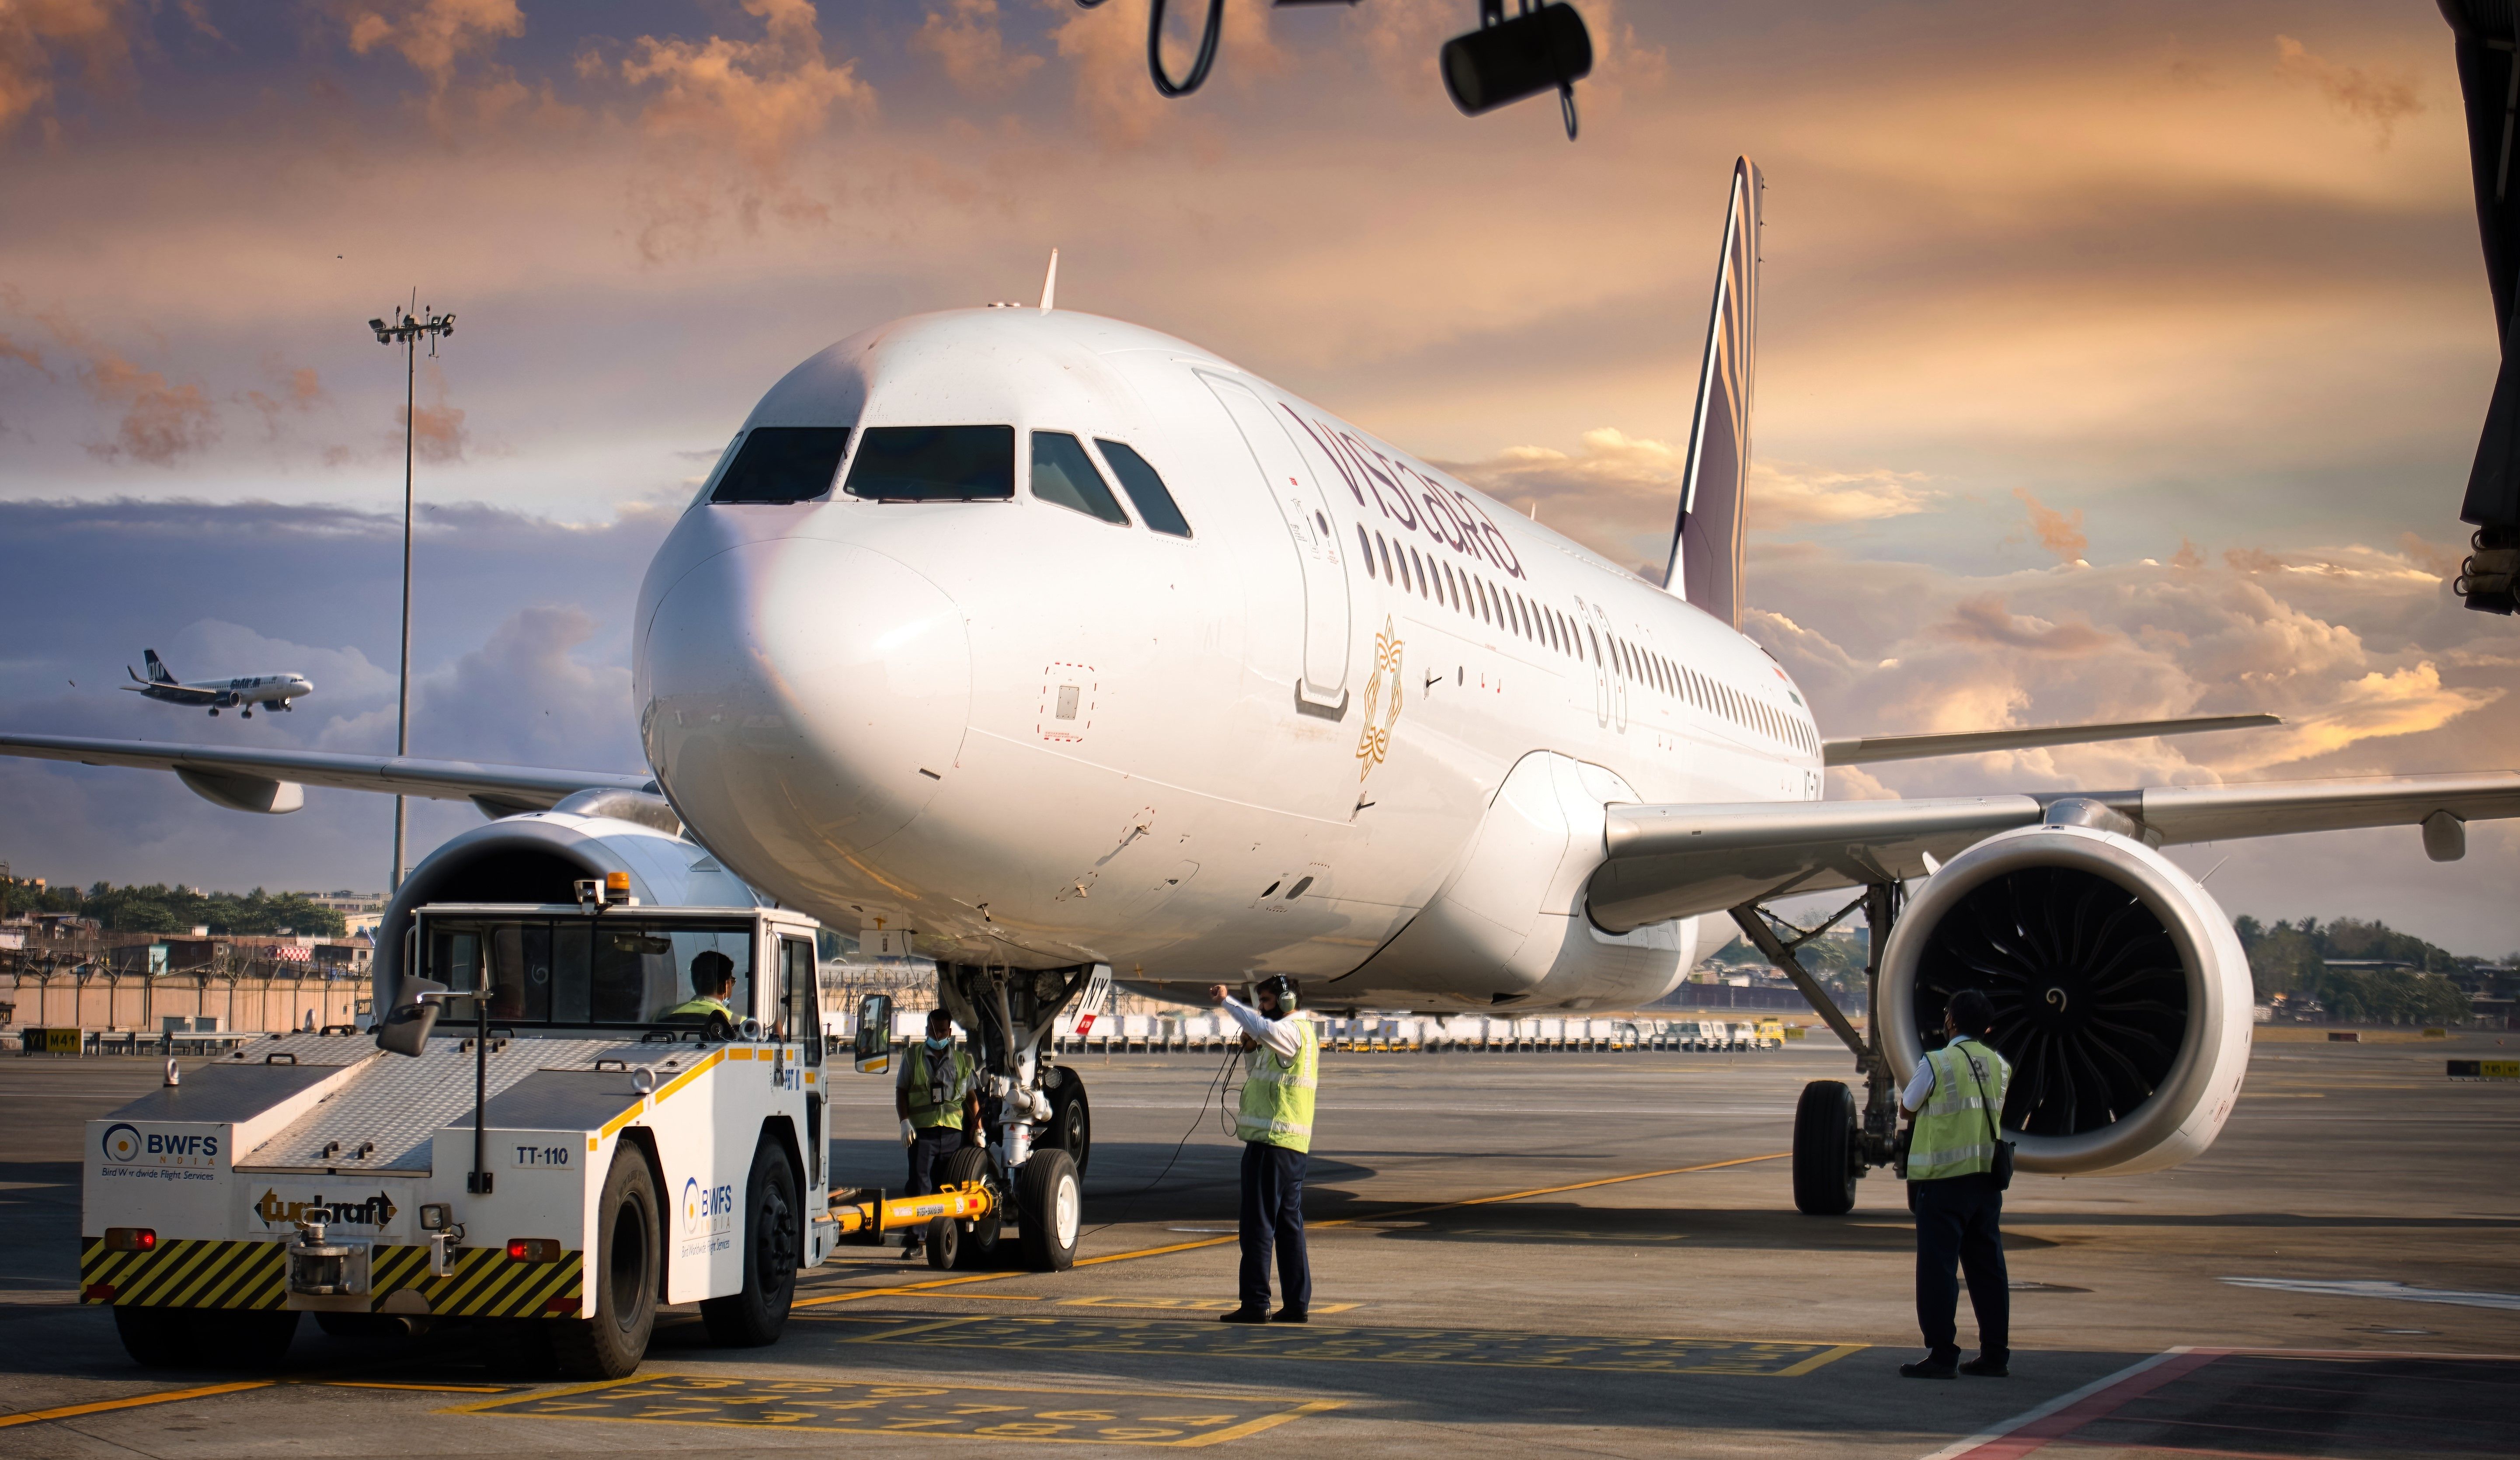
top-left (660, 951), bottom-right (737, 1025)
top-left (1900, 987), bottom-right (2012, 1380)
top-left (1206, 976), bottom-right (1316, 1324)
top-left (895, 1008), bottom-right (980, 1262)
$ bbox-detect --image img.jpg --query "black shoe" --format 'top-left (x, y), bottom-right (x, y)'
top-left (900, 1242), bottom-right (923, 1262)
top-left (1216, 1307), bottom-right (1270, 1324)
top-left (1270, 1307), bottom-right (1308, 1324)
top-left (1900, 1358), bottom-right (1959, 1380)
top-left (1960, 1355), bottom-right (2009, 1377)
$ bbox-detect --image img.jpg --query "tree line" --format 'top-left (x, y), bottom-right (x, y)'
top-left (2, 878), bottom-right (349, 939)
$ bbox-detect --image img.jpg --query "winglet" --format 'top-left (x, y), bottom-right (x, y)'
top-left (1665, 157), bottom-right (1761, 629)
top-left (1039, 248), bottom-right (1059, 312)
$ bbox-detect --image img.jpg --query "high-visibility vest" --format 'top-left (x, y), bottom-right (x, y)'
top-left (663, 996), bottom-right (733, 1022)
top-left (1236, 1018), bottom-right (1319, 1153)
top-left (1907, 1038), bottom-right (2012, 1182)
top-left (905, 1042), bottom-right (975, 1131)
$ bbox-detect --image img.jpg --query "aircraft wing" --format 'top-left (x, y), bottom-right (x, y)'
top-left (1820, 713), bottom-right (2279, 766)
top-left (1584, 771), bottom-right (2520, 932)
top-left (118, 683), bottom-right (221, 705)
top-left (0, 732), bottom-right (654, 814)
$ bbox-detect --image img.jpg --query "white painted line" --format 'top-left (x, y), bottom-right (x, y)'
top-left (2220, 1277), bottom-right (2520, 1311)
top-left (1910, 1346), bottom-right (2192, 1460)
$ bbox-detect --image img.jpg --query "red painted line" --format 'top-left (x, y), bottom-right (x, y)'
top-left (1941, 1348), bottom-right (2230, 1460)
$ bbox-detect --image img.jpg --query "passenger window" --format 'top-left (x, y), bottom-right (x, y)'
top-left (711, 426), bottom-right (852, 504)
top-left (1095, 439), bottom-right (1194, 537)
top-left (845, 425), bottom-right (1015, 501)
top-left (1356, 524), bottom-right (1374, 572)
top-left (1032, 431), bottom-right (1130, 524)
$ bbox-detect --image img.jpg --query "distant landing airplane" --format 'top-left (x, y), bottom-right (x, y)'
top-left (124, 650), bottom-right (313, 719)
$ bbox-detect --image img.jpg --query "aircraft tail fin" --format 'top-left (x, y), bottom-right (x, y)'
top-left (143, 650), bottom-right (175, 684)
top-left (1664, 156), bottom-right (1761, 628)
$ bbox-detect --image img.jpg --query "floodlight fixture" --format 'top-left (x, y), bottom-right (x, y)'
top-left (1442, 0), bottom-right (1592, 138)
top-left (364, 295), bottom-right (458, 892)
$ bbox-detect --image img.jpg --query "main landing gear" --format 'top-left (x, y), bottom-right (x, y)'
top-left (928, 963), bottom-right (1096, 1271)
top-left (1730, 883), bottom-right (1909, 1216)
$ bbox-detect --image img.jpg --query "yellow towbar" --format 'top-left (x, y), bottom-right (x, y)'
top-left (829, 1181), bottom-right (994, 1237)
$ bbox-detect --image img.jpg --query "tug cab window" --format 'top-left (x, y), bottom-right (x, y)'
top-left (1031, 431), bottom-right (1130, 524)
top-left (1095, 439), bottom-right (1194, 537)
top-left (710, 427), bottom-right (852, 504)
top-left (845, 425), bottom-right (1015, 501)
top-left (425, 916), bottom-right (752, 1030)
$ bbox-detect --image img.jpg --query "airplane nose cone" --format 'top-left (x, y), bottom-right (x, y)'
top-left (639, 538), bottom-right (969, 866)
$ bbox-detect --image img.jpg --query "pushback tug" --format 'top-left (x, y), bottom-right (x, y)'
top-left (80, 873), bottom-right (1085, 1377)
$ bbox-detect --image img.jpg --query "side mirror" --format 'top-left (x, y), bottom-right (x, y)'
top-left (375, 977), bottom-right (447, 1058)
top-left (853, 993), bottom-right (892, 1075)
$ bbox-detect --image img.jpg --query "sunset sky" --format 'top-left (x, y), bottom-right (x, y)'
top-left (4, 0), bottom-right (2516, 955)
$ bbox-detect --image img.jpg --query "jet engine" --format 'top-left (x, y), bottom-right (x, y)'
top-left (369, 789), bottom-right (763, 1012)
top-left (1879, 820), bottom-right (2254, 1176)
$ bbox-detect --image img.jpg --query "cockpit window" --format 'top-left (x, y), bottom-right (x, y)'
top-left (1094, 439), bottom-right (1193, 538)
top-left (1032, 431), bottom-right (1130, 525)
top-left (710, 427), bottom-right (851, 504)
top-left (844, 425), bottom-right (1016, 501)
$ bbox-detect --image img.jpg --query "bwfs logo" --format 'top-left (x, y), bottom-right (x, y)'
top-left (682, 1176), bottom-right (735, 1238)
top-left (101, 1123), bottom-right (219, 1166)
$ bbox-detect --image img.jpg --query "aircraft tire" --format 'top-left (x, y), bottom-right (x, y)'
top-left (111, 1305), bottom-right (194, 1368)
top-left (701, 1138), bottom-right (801, 1347)
top-left (1016, 1148), bottom-right (1082, 1272)
top-left (938, 1145), bottom-right (1002, 1269)
top-left (1046, 1070), bottom-right (1092, 1176)
top-left (1792, 1080), bottom-right (1860, 1216)
top-left (553, 1151), bottom-right (660, 1379)
top-left (195, 1308), bottom-right (302, 1369)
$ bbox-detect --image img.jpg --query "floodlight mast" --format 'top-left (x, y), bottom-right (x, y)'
top-left (366, 302), bottom-right (456, 892)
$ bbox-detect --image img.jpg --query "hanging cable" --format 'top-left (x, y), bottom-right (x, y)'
top-left (1080, 1042), bottom-right (1242, 1241)
top-left (1147, 0), bottom-right (1225, 97)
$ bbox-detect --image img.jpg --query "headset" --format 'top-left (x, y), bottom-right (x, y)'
top-left (1253, 975), bottom-right (1301, 1015)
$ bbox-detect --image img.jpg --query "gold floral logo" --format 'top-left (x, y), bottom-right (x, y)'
top-left (1356, 617), bottom-right (1403, 780)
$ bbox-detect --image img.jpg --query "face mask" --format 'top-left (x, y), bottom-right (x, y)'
top-left (926, 1035), bottom-right (951, 1051)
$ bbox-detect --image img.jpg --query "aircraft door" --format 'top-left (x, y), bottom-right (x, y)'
top-left (1576, 599), bottom-right (1610, 727)
top-left (1202, 373), bottom-right (1353, 713)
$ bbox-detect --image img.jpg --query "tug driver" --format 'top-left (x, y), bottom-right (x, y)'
top-left (660, 950), bottom-right (738, 1026)
top-left (1207, 975), bottom-right (1318, 1324)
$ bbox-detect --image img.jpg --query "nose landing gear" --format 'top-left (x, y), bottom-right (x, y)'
top-left (932, 962), bottom-right (1101, 1271)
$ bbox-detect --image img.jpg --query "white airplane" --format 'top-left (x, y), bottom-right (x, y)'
top-left (11, 160), bottom-right (2519, 1213)
top-left (123, 649), bottom-right (313, 719)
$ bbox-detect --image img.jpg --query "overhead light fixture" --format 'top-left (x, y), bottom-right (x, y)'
top-left (1441, 0), bottom-right (1592, 139)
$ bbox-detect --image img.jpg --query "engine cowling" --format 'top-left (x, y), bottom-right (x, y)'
top-left (1880, 823), bottom-right (2253, 1176)
top-left (371, 795), bottom-right (764, 1012)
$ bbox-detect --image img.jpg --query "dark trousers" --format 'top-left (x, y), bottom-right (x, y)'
top-left (1912, 1171), bottom-right (2009, 1361)
top-left (902, 1126), bottom-right (963, 1242)
top-left (1238, 1142), bottom-right (1311, 1313)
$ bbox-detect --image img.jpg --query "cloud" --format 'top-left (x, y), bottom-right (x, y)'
top-left (595, 0), bottom-right (872, 258)
top-left (317, 604), bottom-right (638, 769)
top-left (0, 0), bottom-right (134, 138)
top-left (912, 0), bottom-right (1042, 94)
top-left (395, 360), bottom-right (466, 462)
top-left (2012, 487), bottom-right (2088, 567)
top-left (2274, 35), bottom-right (2422, 146)
top-left (334, 0), bottom-right (524, 106)
top-left (240, 359), bottom-right (328, 439)
top-left (0, 328), bottom-right (45, 373)
top-left (1937, 593), bottom-right (2114, 655)
top-left (1436, 429), bottom-right (1935, 569)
